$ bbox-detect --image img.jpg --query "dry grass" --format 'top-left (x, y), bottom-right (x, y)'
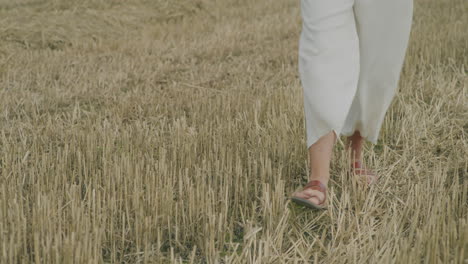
top-left (0, 0), bottom-right (467, 263)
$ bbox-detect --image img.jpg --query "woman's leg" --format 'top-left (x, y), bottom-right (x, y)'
top-left (342, 0), bottom-right (413, 148)
top-left (341, 0), bottom-right (413, 182)
top-left (345, 130), bottom-right (364, 165)
top-left (293, 131), bottom-right (336, 204)
top-left (294, 0), bottom-right (359, 203)
top-left (299, 0), bottom-right (360, 150)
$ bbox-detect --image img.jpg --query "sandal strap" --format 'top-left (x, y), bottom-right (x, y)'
top-left (352, 161), bottom-right (362, 169)
top-left (302, 180), bottom-right (327, 205)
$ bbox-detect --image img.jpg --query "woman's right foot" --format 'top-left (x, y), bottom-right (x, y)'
top-left (291, 179), bottom-right (328, 207)
top-left (293, 130), bottom-right (335, 209)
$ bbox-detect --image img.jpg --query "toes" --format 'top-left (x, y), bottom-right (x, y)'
top-left (308, 196), bottom-right (321, 205)
top-left (303, 189), bottom-right (324, 200)
top-left (293, 189), bottom-right (325, 204)
top-left (293, 190), bottom-right (312, 199)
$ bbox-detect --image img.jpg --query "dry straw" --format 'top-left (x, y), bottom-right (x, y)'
top-left (0, 0), bottom-right (466, 263)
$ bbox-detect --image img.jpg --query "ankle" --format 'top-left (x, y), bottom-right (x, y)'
top-left (346, 135), bottom-right (363, 158)
top-left (308, 172), bottom-right (329, 185)
top-left (351, 160), bottom-right (362, 169)
top-left (351, 156), bottom-right (362, 163)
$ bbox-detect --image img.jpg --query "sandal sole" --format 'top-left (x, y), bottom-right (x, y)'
top-left (290, 196), bottom-right (327, 210)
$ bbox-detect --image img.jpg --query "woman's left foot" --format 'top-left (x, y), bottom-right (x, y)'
top-left (350, 160), bottom-right (378, 185)
top-left (345, 131), bottom-right (378, 185)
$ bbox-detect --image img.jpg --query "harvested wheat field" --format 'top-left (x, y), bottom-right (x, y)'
top-left (0, 0), bottom-right (467, 263)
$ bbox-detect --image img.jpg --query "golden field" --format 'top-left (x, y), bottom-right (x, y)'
top-left (0, 0), bottom-right (466, 263)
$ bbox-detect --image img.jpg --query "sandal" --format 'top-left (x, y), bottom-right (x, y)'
top-left (291, 180), bottom-right (327, 210)
top-left (349, 161), bottom-right (378, 185)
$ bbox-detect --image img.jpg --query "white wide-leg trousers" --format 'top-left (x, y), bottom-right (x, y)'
top-left (299, 0), bottom-right (413, 149)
